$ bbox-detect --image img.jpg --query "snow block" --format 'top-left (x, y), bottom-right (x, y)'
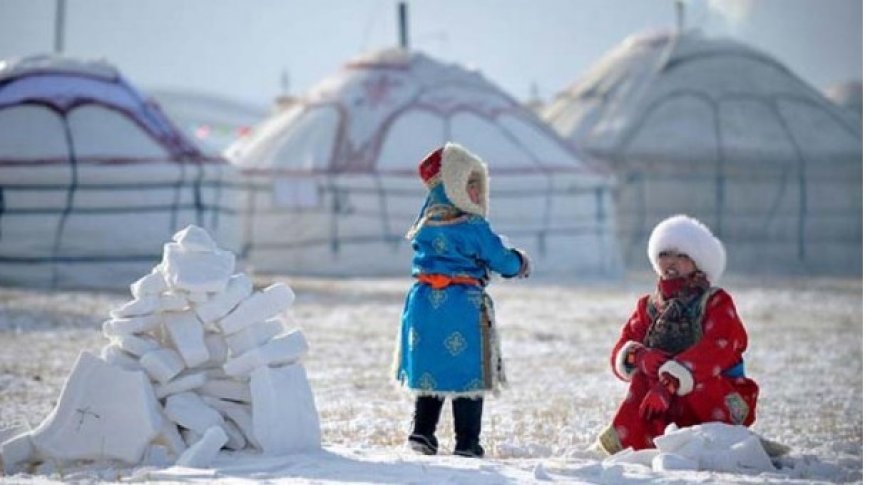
top-left (142, 444), bottom-right (173, 468)
top-left (29, 352), bottom-right (162, 464)
top-left (163, 392), bottom-right (224, 435)
top-left (164, 311), bottom-right (209, 368)
top-left (155, 414), bottom-right (187, 457)
top-left (652, 452), bottom-right (699, 471)
top-left (653, 425), bottom-right (696, 453)
top-left (201, 396), bottom-right (259, 450)
top-left (186, 291), bottom-right (209, 304)
top-left (198, 379), bottom-right (251, 403)
top-left (140, 349), bottom-right (185, 384)
top-left (204, 333), bottom-right (228, 365)
top-left (162, 242), bottom-right (234, 294)
top-left (603, 447), bottom-right (657, 467)
top-left (250, 364), bottom-right (321, 454)
top-left (225, 318), bottom-right (284, 356)
top-left (222, 419), bottom-right (247, 451)
top-left (33, 460), bottom-right (56, 476)
top-left (102, 314), bottom-right (161, 336)
top-left (175, 426), bottom-right (227, 468)
top-left (1, 432), bottom-right (35, 475)
top-left (173, 225), bottom-right (218, 253)
top-left (155, 372), bottom-right (208, 399)
top-left (158, 293), bottom-right (189, 312)
top-left (116, 333), bottom-right (161, 357)
top-left (100, 345), bottom-right (142, 371)
top-left (729, 437), bottom-right (775, 472)
top-left (110, 295), bottom-right (160, 318)
top-left (194, 274), bottom-right (253, 323)
top-left (130, 269), bottom-right (168, 299)
top-left (218, 283), bottom-right (295, 335)
top-left (181, 428), bottom-right (203, 447)
top-left (223, 330), bottom-right (308, 377)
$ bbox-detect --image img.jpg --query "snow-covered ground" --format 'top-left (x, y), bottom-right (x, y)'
top-left (0, 274), bottom-right (861, 483)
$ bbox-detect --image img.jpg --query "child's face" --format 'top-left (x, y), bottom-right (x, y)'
top-left (467, 175), bottom-right (482, 205)
top-left (656, 250), bottom-right (697, 279)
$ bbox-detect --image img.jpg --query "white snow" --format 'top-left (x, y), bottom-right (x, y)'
top-left (28, 352), bottom-right (163, 465)
top-left (198, 378), bottom-right (251, 403)
top-left (223, 329), bottom-right (308, 377)
top-left (217, 283), bottom-right (295, 335)
top-left (161, 242), bottom-right (235, 294)
top-left (0, 273), bottom-right (861, 483)
top-left (130, 270), bottom-right (168, 299)
top-left (163, 310), bottom-right (210, 368)
top-left (176, 426), bottom-right (228, 468)
top-left (250, 364), bottom-right (321, 455)
top-left (608, 422), bottom-right (778, 473)
top-left (102, 314), bottom-right (161, 335)
top-left (164, 392), bottom-right (226, 435)
top-left (154, 372), bottom-right (208, 399)
top-left (224, 317), bottom-right (284, 356)
top-left (139, 348), bottom-right (185, 384)
top-left (194, 274), bottom-right (253, 323)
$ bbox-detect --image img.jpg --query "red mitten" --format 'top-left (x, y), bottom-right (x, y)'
top-left (629, 346), bottom-right (669, 377)
top-left (639, 373), bottom-right (679, 419)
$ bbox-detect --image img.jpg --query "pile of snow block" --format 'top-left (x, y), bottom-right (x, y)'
top-left (0, 225), bottom-right (321, 474)
top-left (603, 422), bottom-right (776, 473)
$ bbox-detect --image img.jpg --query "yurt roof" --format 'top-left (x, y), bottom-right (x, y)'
top-left (0, 54), bottom-right (202, 159)
top-left (227, 48), bottom-right (607, 179)
top-left (543, 30), bottom-right (861, 165)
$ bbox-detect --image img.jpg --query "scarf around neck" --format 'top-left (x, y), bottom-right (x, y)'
top-left (643, 272), bottom-right (713, 355)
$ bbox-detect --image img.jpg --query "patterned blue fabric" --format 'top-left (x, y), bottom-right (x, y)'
top-left (395, 183), bottom-right (523, 396)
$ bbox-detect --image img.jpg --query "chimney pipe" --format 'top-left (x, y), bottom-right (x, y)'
top-left (675, 0), bottom-right (685, 33)
top-left (398, 2), bottom-right (408, 49)
top-left (54, 0), bottom-right (66, 53)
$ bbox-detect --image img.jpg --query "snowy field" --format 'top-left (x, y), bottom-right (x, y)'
top-left (0, 274), bottom-right (862, 483)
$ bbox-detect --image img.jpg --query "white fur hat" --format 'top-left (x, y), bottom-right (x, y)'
top-left (647, 214), bottom-right (726, 283)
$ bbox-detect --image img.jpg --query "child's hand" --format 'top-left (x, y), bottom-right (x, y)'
top-left (515, 249), bottom-right (531, 278)
top-left (633, 347), bottom-right (669, 377)
top-left (639, 372), bottom-right (678, 419)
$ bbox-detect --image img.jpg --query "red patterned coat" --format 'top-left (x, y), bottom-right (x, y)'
top-left (598, 280), bottom-right (759, 453)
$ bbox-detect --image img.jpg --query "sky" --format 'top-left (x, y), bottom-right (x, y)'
top-left (0, 0), bottom-right (862, 108)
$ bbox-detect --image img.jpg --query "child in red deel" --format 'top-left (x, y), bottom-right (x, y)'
top-left (596, 214), bottom-right (759, 454)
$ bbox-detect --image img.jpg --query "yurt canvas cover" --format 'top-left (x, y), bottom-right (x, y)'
top-left (227, 49), bottom-right (620, 277)
top-left (542, 31), bottom-right (861, 275)
top-left (0, 55), bottom-right (240, 289)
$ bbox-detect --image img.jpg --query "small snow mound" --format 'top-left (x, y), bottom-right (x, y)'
top-left (611, 423), bottom-right (777, 474)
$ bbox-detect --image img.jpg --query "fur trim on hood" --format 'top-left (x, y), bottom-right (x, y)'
top-left (647, 214), bottom-right (726, 283)
top-left (440, 142), bottom-right (489, 216)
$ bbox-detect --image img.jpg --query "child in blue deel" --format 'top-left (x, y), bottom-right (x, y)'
top-left (393, 142), bottom-right (531, 458)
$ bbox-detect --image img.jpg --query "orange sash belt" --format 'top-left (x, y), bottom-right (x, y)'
top-left (416, 273), bottom-right (480, 290)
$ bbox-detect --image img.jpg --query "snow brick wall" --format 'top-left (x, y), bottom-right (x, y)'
top-left (0, 225), bottom-right (321, 473)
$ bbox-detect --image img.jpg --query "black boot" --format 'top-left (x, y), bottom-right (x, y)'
top-left (408, 395), bottom-right (444, 455)
top-left (452, 397), bottom-right (484, 458)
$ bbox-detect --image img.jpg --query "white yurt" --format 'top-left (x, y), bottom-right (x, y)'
top-left (226, 48), bottom-right (621, 277)
top-left (150, 88), bottom-right (269, 155)
top-left (0, 55), bottom-right (241, 289)
top-left (542, 30), bottom-right (861, 275)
